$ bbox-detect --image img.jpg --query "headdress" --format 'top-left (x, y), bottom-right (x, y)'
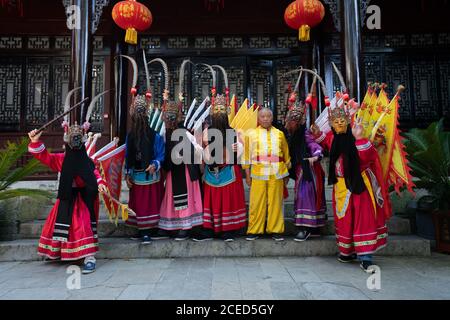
top-left (116, 54), bottom-right (150, 116)
top-left (61, 87), bottom-right (110, 149)
top-left (286, 69), bottom-right (306, 124)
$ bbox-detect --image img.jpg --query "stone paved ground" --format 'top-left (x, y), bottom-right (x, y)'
top-left (0, 254), bottom-right (449, 300)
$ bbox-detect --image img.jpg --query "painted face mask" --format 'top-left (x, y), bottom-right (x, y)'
top-left (210, 95), bottom-right (230, 116)
top-left (286, 101), bottom-right (306, 125)
top-left (64, 124), bottom-right (86, 150)
top-left (328, 107), bottom-right (350, 135)
top-left (162, 101), bottom-right (181, 129)
top-left (132, 95), bottom-right (150, 115)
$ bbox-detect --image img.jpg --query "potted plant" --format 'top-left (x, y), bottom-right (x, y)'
top-left (0, 138), bottom-right (51, 241)
top-left (404, 119), bottom-right (450, 252)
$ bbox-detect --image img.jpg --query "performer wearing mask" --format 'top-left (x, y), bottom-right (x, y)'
top-left (125, 94), bottom-right (165, 244)
top-left (201, 95), bottom-right (247, 242)
top-left (156, 99), bottom-right (204, 241)
top-left (28, 122), bottom-right (107, 274)
top-left (285, 97), bottom-right (326, 242)
top-left (243, 107), bottom-right (291, 241)
top-left (311, 98), bottom-right (392, 273)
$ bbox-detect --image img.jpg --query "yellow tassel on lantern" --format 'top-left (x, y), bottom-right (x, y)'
top-left (125, 28), bottom-right (138, 45)
top-left (299, 25), bottom-right (311, 41)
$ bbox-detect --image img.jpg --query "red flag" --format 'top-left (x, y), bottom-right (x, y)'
top-left (91, 138), bottom-right (119, 164)
top-left (97, 144), bottom-right (126, 220)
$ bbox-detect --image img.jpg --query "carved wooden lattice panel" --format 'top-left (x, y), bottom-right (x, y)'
top-left (411, 57), bottom-right (439, 122)
top-left (438, 56), bottom-right (450, 119)
top-left (26, 58), bottom-right (50, 127)
top-left (0, 62), bottom-right (22, 129)
top-left (275, 58), bottom-right (302, 124)
top-left (90, 58), bottom-right (106, 132)
top-left (384, 55), bottom-right (412, 122)
top-left (52, 57), bottom-right (71, 126)
top-left (216, 58), bottom-right (246, 106)
top-left (220, 65), bottom-right (245, 107)
top-left (137, 57), bottom-right (167, 108)
top-left (249, 62), bottom-right (271, 108)
top-left (192, 61), bottom-right (215, 102)
top-left (325, 55), bottom-right (343, 97)
top-left (364, 55), bottom-right (383, 84)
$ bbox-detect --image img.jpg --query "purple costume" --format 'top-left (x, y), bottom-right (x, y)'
top-left (292, 130), bottom-right (327, 228)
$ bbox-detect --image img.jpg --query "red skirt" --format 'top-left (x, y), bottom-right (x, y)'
top-left (333, 188), bottom-right (388, 256)
top-left (38, 197), bottom-right (100, 261)
top-left (126, 180), bottom-right (164, 230)
top-left (203, 165), bottom-right (247, 233)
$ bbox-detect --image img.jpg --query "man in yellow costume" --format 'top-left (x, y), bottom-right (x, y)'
top-left (242, 108), bottom-right (291, 241)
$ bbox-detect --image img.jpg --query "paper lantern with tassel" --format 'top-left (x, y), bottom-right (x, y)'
top-left (284, 0), bottom-right (325, 42)
top-left (112, 0), bottom-right (152, 45)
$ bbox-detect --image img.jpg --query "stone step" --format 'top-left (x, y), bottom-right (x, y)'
top-left (0, 236), bottom-right (431, 262)
top-left (18, 215), bottom-right (412, 239)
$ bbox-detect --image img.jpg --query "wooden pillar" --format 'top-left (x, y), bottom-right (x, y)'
top-left (113, 35), bottom-right (129, 143)
top-left (69, 0), bottom-right (94, 123)
top-left (341, 0), bottom-right (365, 102)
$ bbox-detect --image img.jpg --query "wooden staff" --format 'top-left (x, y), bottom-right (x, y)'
top-left (31, 98), bottom-right (89, 136)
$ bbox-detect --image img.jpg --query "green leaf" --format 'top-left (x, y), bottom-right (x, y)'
top-left (404, 118), bottom-right (450, 210)
top-left (0, 138), bottom-right (50, 202)
top-left (0, 189), bottom-right (52, 201)
top-left (0, 159), bottom-right (46, 191)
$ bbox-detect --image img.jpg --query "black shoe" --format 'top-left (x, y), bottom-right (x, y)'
top-left (272, 234), bottom-right (285, 242)
top-left (222, 232), bottom-right (235, 242)
top-left (294, 230), bottom-right (311, 242)
top-left (192, 233), bottom-right (213, 242)
top-left (151, 229), bottom-right (170, 240)
top-left (246, 234), bottom-right (259, 241)
top-left (360, 261), bottom-right (376, 274)
top-left (338, 254), bottom-right (357, 263)
top-left (175, 230), bottom-right (190, 241)
top-left (309, 228), bottom-right (322, 238)
top-left (141, 235), bottom-right (152, 244)
top-left (130, 235), bottom-right (141, 241)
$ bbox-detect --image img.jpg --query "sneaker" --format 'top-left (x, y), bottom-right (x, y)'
top-left (294, 230), bottom-right (311, 242)
top-left (151, 230), bottom-right (170, 240)
top-left (192, 233), bottom-right (213, 242)
top-left (246, 235), bottom-right (259, 241)
top-left (222, 233), bottom-right (235, 242)
top-left (82, 261), bottom-right (96, 274)
top-left (360, 261), bottom-right (376, 273)
top-left (272, 234), bottom-right (285, 241)
top-left (141, 235), bottom-right (152, 244)
top-left (338, 254), bottom-right (357, 263)
top-left (175, 230), bottom-right (189, 241)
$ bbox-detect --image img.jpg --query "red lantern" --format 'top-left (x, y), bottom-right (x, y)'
top-left (112, 0), bottom-right (152, 45)
top-left (284, 0), bottom-right (325, 42)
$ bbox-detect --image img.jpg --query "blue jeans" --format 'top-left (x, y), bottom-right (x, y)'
top-left (358, 254), bottom-right (373, 262)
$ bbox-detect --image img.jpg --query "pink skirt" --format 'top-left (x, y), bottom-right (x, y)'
top-left (159, 167), bottom-right (203, 230)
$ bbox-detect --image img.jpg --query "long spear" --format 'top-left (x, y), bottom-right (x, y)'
top-left (32, 98), bottom-right (89, 135)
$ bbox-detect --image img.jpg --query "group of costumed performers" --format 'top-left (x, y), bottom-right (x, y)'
top-left (27, 52), bottom-right (415, 274)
